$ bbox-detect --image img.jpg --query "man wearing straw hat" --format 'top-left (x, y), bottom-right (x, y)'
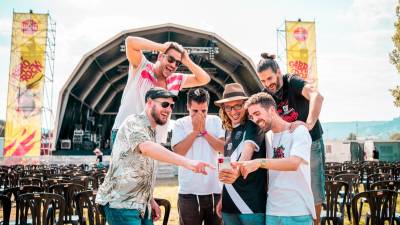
top-left (215, 83), bottom-right (267, 225)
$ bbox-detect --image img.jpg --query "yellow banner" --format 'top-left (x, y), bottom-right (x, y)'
top-left (285, 21), bottom-right (317, 86)
top-left (4, 13), bottom-right (48, 157)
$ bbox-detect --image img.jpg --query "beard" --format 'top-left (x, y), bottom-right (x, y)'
top-left (151, 106), bottom-right (168, 125)
top-left (256, 119), bottom-right (272, 132)
top-left (265, 77), bottom-right (283, 95)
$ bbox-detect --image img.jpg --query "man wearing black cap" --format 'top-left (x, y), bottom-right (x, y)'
top-left (96, 87), bottom-right (214, 225)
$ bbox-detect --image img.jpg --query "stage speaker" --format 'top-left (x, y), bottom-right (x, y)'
top-left (61, 139), bottom-right (71, 149)
top-left (82, 141), bottom-right (94, 151)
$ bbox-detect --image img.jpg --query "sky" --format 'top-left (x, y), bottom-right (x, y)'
top-left (0, 0), bottom-right (399, 123)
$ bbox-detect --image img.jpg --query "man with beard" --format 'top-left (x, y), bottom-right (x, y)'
top-left (96, 88), bottom-right (213, 225)
top-left (237, 92), bottom-right (315, 225)
top-left (254, 53), bottom-right (325, 224)
top-left (111, 36), bottom-right (210, 146)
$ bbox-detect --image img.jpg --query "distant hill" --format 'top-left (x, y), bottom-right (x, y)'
top-left (322, 117), bottom-right (400, 140)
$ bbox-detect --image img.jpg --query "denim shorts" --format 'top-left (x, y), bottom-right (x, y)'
top-left (222, 212), bottom-right (265, 225)
top-left (266, 215), bottom-right (313, 225)
top-left (310, 138), bottom-right (326, 204)
top-left (102, 204), bottom-right (153, 225)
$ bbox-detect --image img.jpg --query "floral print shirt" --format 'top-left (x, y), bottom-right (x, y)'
top-left (96, 113), bottom-right (158, 214)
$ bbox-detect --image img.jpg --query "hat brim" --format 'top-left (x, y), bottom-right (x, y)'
top-left (214, 96), bottom-right (248, 107)
top-left (156, 94), bottom-right (178, 102)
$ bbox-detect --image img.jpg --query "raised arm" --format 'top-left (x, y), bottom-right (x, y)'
top-left (301, 83), bottom-right (324, 130)
top-left (125, 36), bottom-right (169, 68)
top-left (180, 50), bottom-right (211, 88)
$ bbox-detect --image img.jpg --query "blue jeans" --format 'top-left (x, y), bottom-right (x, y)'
top-left (102, 204), bottom-right (153, 225)
top-left (310, 138), bottom-right (326, 204)
top-left (222, 212), bottom-right (265, 225)
top-left (266, 215), bottom-right (313, 225)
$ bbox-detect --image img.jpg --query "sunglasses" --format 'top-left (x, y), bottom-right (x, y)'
top-left (164, 54), bottom-right (182, 67)
top-left (224, 104), bottom-right (243, 112)
top-left (154, 100), bottom-right (175, 110)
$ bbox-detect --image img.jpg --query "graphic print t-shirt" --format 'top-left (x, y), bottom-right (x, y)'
top-left (221, 120), bottom-right (267, 214)
top-left (112, 57), bottom-right (187, 143)
top-left (264, 74), bottom-right (323, 141)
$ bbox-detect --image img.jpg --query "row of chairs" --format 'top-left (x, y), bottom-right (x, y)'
top-left (0, 189), bottom-right (103, 225)
top-left (322, 180), bottom-right (400, 225)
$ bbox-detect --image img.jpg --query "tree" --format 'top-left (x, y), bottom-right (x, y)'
top-left (390, 133), bottom-right (400, 140)
top-left (347, 132), bottom-right (357, 140)
top-left (390, 2), bottom-right (400, 108)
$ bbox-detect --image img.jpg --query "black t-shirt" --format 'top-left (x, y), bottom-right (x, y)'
top-left (222, 120), bottom-right (267, 214)
top-left (264, 74), bottom-right (323, 141)
top-left (97, 155), bottom-right (103, 163)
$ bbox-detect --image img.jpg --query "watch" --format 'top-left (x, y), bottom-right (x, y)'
top-left (259, 159), bottom-right (267, 169)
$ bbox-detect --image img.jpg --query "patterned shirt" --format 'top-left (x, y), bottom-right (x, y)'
top-left (96, 113), bottom-right (158, 213)
top-left (112, 57), bottom-right (187, 130)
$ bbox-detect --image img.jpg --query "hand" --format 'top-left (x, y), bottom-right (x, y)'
top-left (289, 120), bottom-right (310, 132)
top-left (232, 160), bottom-right (260, 179)
top-left (216, 199), bottom-right (222, 218)
top-left (192, 113), bottom-right (205, 132)
top-left (218, 165), bottom-right (240, 184)
top-left (151, 199), bottom-right (161, 221)
top-left (184, 159), bottom-right (215, 175)
top-left (181, 49), bottom-right (191, 66)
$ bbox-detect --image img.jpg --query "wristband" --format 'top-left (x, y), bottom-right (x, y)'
top-left (197, 130), bottom-right (208, 137)
top-left (200, 130), bottom-right (208, 136)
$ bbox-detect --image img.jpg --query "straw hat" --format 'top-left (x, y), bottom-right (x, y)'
top-left (214, 83), bottom-right (248, 107)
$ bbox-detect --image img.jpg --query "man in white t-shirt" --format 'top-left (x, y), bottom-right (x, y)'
top-left (111, 36), bottom-right (211, 146)
top-left (171, 88), bottom-right (225, 225)
top-left (236, 92), bottom-right (315, 225)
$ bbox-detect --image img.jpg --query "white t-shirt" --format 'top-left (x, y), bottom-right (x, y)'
top-left (266, 125), bottom-right (316, 219)
top-left (171, 115), bottom-right (225, 195)
top-left (112, 57), bottom-right (187, 143)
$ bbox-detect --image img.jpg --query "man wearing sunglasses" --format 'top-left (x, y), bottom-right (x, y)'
top-left (171, 88), bottom-right (225, 225)
top-left (111, 36), bottom-right (211, 148)
top-left (97, 87), bottom-right (214, 225)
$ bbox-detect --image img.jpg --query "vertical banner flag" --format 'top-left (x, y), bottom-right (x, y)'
top-left (4, 12), bottom-right (48, 156)
top-left (285, 21), bottom-right (318, 87)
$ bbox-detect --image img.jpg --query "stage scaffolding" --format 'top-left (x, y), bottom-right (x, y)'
top-left (41, 13), bottom-right (56, 155)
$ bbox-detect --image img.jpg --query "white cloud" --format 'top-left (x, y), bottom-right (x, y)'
top-left (0, 17), bottom-right (12, 36)
top-left (0, 0), bottom-right (399, 123)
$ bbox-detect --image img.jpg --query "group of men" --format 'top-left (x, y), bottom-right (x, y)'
top-left (95, 36), bottom-right (325, 225)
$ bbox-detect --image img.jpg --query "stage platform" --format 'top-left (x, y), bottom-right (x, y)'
top-left (52, 148), bottom-right (112, 156)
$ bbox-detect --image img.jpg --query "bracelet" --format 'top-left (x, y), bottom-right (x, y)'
top-left (196, 130), bottom-right (208, 137)
top-left (259, 159), bottom-right (267, 169)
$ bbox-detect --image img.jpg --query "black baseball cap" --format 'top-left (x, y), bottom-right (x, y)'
top-left (145, 87), bottom-right (178, 103)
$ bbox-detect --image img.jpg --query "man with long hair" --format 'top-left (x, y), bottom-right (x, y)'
top-left (215, 83), bottom-right (267, 225)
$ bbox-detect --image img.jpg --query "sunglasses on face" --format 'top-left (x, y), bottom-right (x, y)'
top-left (223, 104), bottom-right (243, 112)
top-left (164, 54), bottom-right (182, 67)
top-left (154, 100), bottom-right (175, 110)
